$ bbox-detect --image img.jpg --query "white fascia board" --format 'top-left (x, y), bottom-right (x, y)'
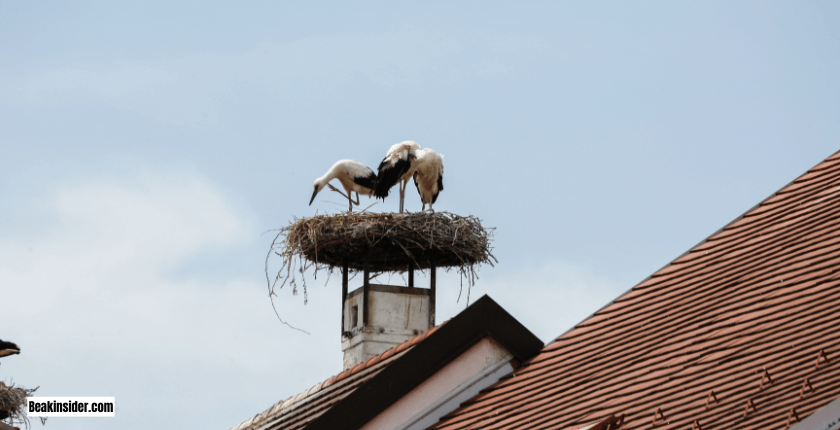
top-left (397, 353), bottom-right (515, 430)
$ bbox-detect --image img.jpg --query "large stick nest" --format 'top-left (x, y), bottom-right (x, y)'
top-left (283, 212), bottom-right (494, 270)
top-left (0, 381), bottom-right (43, 428)
top-left (266, 212), bottom-right (496, 305)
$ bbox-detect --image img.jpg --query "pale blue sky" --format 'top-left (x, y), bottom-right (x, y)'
top-left (1, 2), bottom-right (838, 429)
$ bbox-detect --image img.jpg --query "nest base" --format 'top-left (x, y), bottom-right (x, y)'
top-left (278, 212), bottom-right (494, 272)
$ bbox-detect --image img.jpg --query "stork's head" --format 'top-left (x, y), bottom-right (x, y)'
top-left (400, 141), bottom-right (420, 160)
top-left (309, 180), bottom-right (325, 206)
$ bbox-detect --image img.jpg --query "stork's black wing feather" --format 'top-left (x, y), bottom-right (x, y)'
top-left (374, 157), bottom-right (411, 199)
top-left (0, 339), bottom-right (20, 358)
top-left (352, 170), bottom-right (377, 191)
top-left (413, 171), bottom-right (421, 194)
top-left (432, 171), bottom-right (443, 204)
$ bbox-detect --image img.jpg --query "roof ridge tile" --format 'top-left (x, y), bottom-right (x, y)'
top-left (229, 321), bottom-right (448, 430)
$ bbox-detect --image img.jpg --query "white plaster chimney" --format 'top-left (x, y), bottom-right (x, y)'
top-left (341, 284), bottom-right (431, 370)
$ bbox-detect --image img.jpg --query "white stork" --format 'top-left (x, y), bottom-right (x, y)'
top-left (412, 148), bottom-right (444, 212)
top-left (310, 160), bottom-right (377, 212)
top-left (373, 141), bottom-right (421, 213)
top-left (0, 339), bottom-right (19, 358)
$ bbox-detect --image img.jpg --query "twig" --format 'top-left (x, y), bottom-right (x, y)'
top-left (0, 381), bottom-right (45, 429)
top-left (266, 212), bottom-right (495, 312)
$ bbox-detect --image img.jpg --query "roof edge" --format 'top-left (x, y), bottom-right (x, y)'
top-left (304, 294), bottom-right (543, 430)
top-left (551, 148), bottom-right (840, 343)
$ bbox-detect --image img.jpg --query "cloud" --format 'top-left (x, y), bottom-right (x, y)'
top-left (0, 168), bottom-right (252, 349)
top-left (0, 168), bottom-right (281, 429)
top-left (3, 170), bottom-right (247, 282)
top-left (0, 28), bottom-right (540, 126)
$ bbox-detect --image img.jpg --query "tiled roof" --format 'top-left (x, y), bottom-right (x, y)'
top-left (304, 295), bottom-right (543, 430)
top-left (431, 151), bottom-right (840, 430)
top-left (230, 323), bottom-right (446, 430)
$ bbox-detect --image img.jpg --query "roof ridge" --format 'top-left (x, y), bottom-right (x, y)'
top-left (543, 149), bottom-right (840, 347)
top-left (228, 321), bottom-right (448, 430)
top-left (323, 321), bottom-right (447, 388)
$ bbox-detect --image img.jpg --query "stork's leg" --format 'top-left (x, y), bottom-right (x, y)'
top-left (354, 192), bottom-right (361, 206)
top-left (327, 184), bottom-right (352, 200)
top-left (336, 185), bottom-right (353, 212)
top-left (399, 180), bottom-right (406, 214)
top-left (404, 180), bottom-right (409, 213)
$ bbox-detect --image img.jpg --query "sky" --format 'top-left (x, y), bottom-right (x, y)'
top-left (1, 1), bottom-right (839, 429)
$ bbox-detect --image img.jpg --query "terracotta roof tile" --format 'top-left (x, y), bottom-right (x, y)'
top-left (380, 346), bottom-right (396, 361)
top-left (395, 339), bottom-right (411, 353)
top-left (364, 355), bottom-right (380, 368)
top-left (430, 151), bottom-right (840, 430)
top-left (425, 324), bottom-right (442, 336)
top-left (409, 333), bottom-right (424, 346)
top-left (349, 362), bottom-right (365, 375)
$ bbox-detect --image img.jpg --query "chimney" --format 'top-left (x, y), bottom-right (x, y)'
top-left (274, 211), bottom-right (488, 372)
top-left (341, 284), bottom-right (431, 370)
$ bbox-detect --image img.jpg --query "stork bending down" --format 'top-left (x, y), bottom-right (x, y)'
top-left (373, 141), bottom-right (420, 213)
top-left (310, 160), bottom-right (377, 212)
top-left (412, 148), bottom-right (444, 212)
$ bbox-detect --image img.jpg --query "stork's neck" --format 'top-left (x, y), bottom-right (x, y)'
top-left (315, 170), bottom-right (336, 188)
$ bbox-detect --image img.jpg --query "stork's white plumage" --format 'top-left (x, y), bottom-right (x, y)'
top-left (412, 148), bottom-right (444, 212)
top-left (373, 141), bottom-right (421, 213)
top-left (310, 160), bottom-right (377, 212)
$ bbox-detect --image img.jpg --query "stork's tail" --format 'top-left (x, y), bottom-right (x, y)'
top-left (372, 179), bottom-right (390, 200)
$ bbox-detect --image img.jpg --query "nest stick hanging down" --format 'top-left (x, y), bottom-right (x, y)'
top-left (266, 211), bottom-right (496, 310)
top-left (0, 381), bottom-right (44, 429)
